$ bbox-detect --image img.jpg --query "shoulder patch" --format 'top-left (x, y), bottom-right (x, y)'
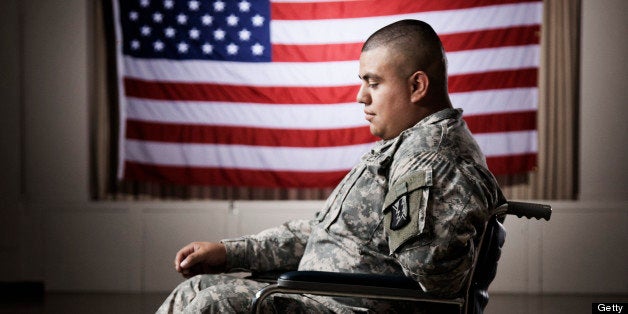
top-left (383, 168), bottom-right (432, 253)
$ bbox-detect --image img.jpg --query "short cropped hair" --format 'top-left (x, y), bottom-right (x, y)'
top-left (362, 19), bottom-right (448, 93)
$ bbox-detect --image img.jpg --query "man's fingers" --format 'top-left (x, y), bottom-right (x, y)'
top-left (179, 251), bottom-right (200, 269)
top-left (171, 242), bottom-right (221, 276)
top-left (174, 243), bottom-right (196, 272)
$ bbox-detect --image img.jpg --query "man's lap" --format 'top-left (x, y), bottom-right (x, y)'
top-left (156, 274), bottom-right (335, 313)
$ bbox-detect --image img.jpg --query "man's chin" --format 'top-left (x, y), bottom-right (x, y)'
top-left (368, 125), bottom-right (380, 138)
top-left (369, 127), bottom-right (387, 140)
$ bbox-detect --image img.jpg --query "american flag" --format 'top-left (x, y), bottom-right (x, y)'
top-left (112, 0), bottom-right (542, 188)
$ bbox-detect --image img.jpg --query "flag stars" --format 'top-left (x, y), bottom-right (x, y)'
top-left (251, 43), bottom-right (264, 56)
top-left (164, 27), bottom-right (176, 38)
top-left (129, 11), bottom-right (139, 21)
top-left (251, 14), bottom-right (264, 27)
top-left (188, 0), bottom-right (200, 11)
top-left (213, 0), bottom-right (225, 12)
top-left (153, 40), bottom-right (164, 51)
top-left (213, 28), bottom-right (226, 40)
top-left (140, 25), bottom-right (152, 36)
top-left (177, 13), bottom-right (188, 25)
top-left (226, 14), bottom-right (239, 27)
top-left (226, 43), bottom-right (239, 55)
top-left (238, 28), bottom-right (251, 41)
top-left (123, 1), bottom-right (270, 60)
top-left (177, 42), bottom-right (189, 53)
top-left (201, 14), bottom-right (213, 26)
top-left (152, 12), bottom-right (163, 23)
top-left (238, 0), bottom-right (251, 12)
top-left (202, 42), bottom-right (213, 54)
top-left (189, 28), bottom-right (200, 40)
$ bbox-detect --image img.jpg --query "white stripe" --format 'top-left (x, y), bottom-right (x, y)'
top-left (123, 56), bottom-right (358, 87)
top-left (270, 2), bottom-right (543, 44)
top-left (452, 88), bottom-right (538, 115)
top-left (126, 98), bottom-right (367, 129)
top-left (125, 140), bottom-right (372, 171)
top-left (447, 45), bottom-right (539, 76)
top-left (475, 130), bottom-right (538, 157)
top-left (126, 88), bottom-right (536, 127)
top-left (124, 131), bottom-right (537, 170)
top-left (122, 45), bottom-right (537, 86)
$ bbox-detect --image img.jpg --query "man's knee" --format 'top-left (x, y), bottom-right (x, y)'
top-left (185, 282), bottom-right (260, 313)
top-left (158, 275), bottom-right (265, 313)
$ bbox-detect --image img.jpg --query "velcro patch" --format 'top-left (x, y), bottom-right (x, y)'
top-left (390, 195), bottom-right (410, 230)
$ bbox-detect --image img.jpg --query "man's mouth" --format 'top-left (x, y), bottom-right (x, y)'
top-left (364, 111), bottom-right (375, 122)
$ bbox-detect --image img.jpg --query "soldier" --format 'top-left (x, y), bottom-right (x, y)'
top-left (157, 19), bottom-right (504, 313)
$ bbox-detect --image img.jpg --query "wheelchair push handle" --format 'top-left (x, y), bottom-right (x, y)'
top-left (506, 201), bottom-right (552, 221)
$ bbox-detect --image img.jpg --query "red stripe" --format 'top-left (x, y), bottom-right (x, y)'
top-left (441, 25), bottom-right (540, 52)
top-left (486, 153), bottom-right (537, 175)
top-left (126, 111), bottom-right (533, 147)
top-left (126, 120), bottom-right (378, 147)
top-left (272, 42), bottom-right (363, 63)
top-left (124, 69), bottom-right (536, 103)
top-left (271, 0), bottom-right (541, 20)
top-left (125, 154), bottom-right (537, 187)
top-left (464, 111), bottom-right (536, 134)
top-left (124, 78), bottom-right (359, 104)
top-left (124, 161), bottom-right (348, 188)
top-left (449, 68), bottom-right (538, 93)
top-left (273, 25), bottom-right (540, 62)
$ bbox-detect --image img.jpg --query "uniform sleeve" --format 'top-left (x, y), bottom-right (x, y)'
top-left (384, 160), bottom-right (495, 297)
top-left (221, 219), bottom-right (314, 273)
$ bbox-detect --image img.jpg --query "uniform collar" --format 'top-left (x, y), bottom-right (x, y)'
top-left (412, 107), bottom-right (462, 129)
top-left (364, 108), bottom-right (462, 166)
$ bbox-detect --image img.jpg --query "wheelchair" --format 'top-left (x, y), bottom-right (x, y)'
top-left (251, 201), bottom-right (551, 314)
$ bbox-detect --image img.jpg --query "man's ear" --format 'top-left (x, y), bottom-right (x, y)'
top-left (410, 71), bottom-right (429, 103)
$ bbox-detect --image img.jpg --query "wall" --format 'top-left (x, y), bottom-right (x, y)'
top-left (0, 0), bottom-right (23, 282)
top-left (0, 0), bottom-right (626, 294)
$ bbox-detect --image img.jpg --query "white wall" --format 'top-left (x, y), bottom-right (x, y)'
top-left (0, 0), bottom-right (626, 294)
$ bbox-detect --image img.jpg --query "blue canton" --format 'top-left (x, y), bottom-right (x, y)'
top-left (119, 0), bottom-right (271, 61)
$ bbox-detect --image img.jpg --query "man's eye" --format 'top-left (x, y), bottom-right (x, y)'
top-left (368, 83), bottom-right (379, 88)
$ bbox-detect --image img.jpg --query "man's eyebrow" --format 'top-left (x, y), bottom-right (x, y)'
top-left (358, 73), bottom-right (381, 81)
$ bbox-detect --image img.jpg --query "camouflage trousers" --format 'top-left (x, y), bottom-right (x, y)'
top-left (155, 274), bottom-right (336, 314)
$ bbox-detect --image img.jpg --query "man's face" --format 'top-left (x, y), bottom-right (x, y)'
top-left (357, 46), bottom-right (417, 140)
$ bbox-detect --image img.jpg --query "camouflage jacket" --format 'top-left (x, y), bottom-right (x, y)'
top-left (222, 108), bottom-right (504, 299)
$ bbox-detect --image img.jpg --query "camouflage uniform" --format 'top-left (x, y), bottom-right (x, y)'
top-left (157, 108), bottom-right (504, 313)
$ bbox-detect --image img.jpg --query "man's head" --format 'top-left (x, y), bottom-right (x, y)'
top-left (357, 19), bottom-right (452, 140)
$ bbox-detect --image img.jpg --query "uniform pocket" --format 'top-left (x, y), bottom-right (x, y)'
top-left (383, 168), bottom-right (432, 254)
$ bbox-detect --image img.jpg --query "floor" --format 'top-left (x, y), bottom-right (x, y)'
top-left (1, 292), bottom-right (626, 313)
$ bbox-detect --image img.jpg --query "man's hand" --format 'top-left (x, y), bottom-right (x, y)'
top-left (174, 242), bottom-right (227, 278)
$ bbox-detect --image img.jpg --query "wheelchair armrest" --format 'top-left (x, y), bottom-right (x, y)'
top-left (277, 271), bottom-right (421, 292)
top-left (274, 271), bottom-right (463, 304)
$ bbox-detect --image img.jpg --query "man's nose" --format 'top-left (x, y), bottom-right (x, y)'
top-left (356, 84), bottom-right (370, 105)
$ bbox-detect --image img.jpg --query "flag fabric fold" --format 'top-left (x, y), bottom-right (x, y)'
top-left (112, 0), bottom-right (542, 188)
